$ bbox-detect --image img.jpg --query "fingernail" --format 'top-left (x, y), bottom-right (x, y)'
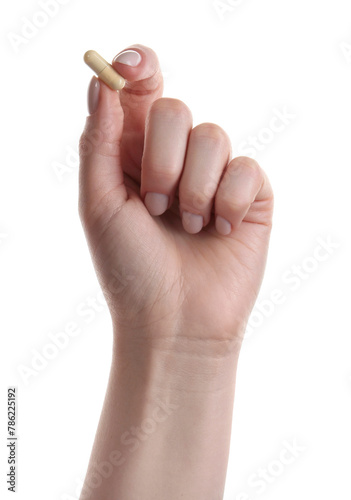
top-left (216, 216), bottom-right (232, 236)
top-left (88, 76), bottom-right (100, 115)
top-left (182, 211), bottom-right (203, 234)
top-left (144, 193), bottom-right (169, 216)
top-left (113, 50), bottom-right (142, 67)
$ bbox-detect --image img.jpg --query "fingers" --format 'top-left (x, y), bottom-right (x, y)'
top-left (141, 102), bottom-right (273, 236)
top-left (214, 157), bottom-right (274, 235)
top-left (112, 44), bottom-right (164, 136)
top-left (140, 98), bottom-right (193, 215)
top-left (178, 149), bottom-right (273, 237)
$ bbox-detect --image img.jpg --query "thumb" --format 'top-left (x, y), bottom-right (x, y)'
top-left (79, 76), bottom-right (127, 230)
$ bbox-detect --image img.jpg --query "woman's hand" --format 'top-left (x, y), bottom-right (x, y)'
top-left (78, 44), bottom-right (274, 500)
top-left (79, 44), bottom-right (274, 356)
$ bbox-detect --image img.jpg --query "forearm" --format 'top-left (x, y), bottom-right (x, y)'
top-left (80, 328), bottom-right (242, 500)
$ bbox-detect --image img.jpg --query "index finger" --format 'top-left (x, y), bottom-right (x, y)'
top-left (112, 44), bottom-right (164, 138)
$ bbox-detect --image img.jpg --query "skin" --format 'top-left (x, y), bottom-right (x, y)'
top-left (79, 44), bottom-right (274, 500)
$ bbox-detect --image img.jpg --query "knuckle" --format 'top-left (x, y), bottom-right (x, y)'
top-left (142, 155), bottom-right (180, 179)
top-left (78, 131), bottom-right (92, 158)
top-left (80, 134), bottom-right (120, 159)
top-left (79, 118), bottom-right (120, 159)
top-left (181, 187), bottom-right (213, 211)
top-left (191, 123), bottom-right (230, 148)
top-left (229, 156), bottom-right (261, 179)
top-left (231, 197), bottom-right (250, 211)
top-left (221, 196), bottom-right (249, 213)
top-left (150, 98), bottom-right (192, 122)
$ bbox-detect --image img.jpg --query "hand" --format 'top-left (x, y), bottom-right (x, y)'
top-left (79, 44), bottom-right (274, 356)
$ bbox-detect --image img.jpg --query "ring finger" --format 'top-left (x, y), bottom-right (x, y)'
top-left (179, 123), bottom-right (231, 234)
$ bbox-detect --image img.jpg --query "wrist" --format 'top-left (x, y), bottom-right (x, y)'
top-left (112, 322), bottom-right (243, 395)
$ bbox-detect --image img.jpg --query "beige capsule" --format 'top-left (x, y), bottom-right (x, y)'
top-left (84, 50), bottom-right (125, 91)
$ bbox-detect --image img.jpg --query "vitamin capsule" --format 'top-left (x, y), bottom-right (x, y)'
top-left (84, 50), bottom-right (125, 91)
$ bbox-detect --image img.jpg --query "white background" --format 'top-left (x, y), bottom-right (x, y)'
top-left (1, 0), bottom-right (351, 498)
